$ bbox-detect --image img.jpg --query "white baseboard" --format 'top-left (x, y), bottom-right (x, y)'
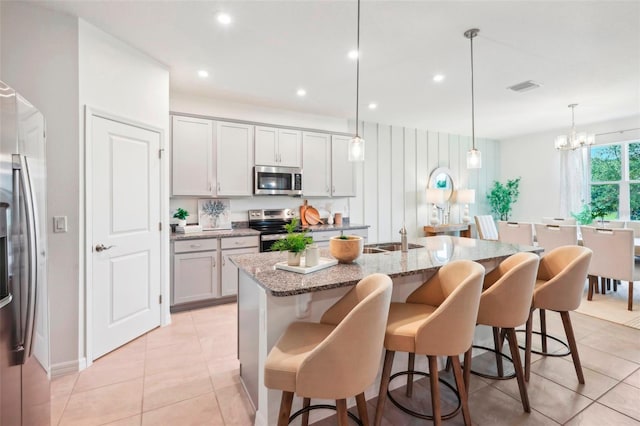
top-left (50, 357), bottom-right (87, 378)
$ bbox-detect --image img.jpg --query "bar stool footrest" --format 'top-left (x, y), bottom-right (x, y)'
top-left (387, 370), bottom-right (461, 420)
top-left (468, 345), bottom-right (517, 380)
top-left (515, 330), bottom-right (570, 357)
top-left (289, 404), bottom-right (363, 425)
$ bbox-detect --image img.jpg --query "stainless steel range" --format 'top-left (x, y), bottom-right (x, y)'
top-left (248, 208), bottom-right (299, 252)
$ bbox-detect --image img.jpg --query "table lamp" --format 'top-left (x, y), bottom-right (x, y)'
top-left (426, 188), bottom-right (446, 225)
top-left (457, 189), bottom-right (476, 223)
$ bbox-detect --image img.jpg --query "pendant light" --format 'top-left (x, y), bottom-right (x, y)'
top-left (464, 28), bottom-right (481, 169)
top-left (348, 0), bottom-right (365, 162)
top-left (554, 104), bottom-right (595, 150)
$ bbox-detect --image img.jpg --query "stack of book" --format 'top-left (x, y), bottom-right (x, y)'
top-left (176, 225), bottom-right (202, 234)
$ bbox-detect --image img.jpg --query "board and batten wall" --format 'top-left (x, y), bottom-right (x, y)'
top-left (350, 122), bottom-right (500, 243)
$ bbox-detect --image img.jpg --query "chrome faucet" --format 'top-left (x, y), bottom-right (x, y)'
top-left (399, 225), bottom-right (408, 252)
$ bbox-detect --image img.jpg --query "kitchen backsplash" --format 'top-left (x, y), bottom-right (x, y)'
top-left (170, 196), bottom-right (351, 225)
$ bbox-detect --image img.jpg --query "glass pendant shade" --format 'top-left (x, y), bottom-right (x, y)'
top-left (467, 148), bottom-right (482, 169)
top-left (348, 135), bottom-right (365, 162)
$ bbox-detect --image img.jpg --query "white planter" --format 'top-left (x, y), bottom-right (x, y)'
top-left (287, 251), bottom-right (302, 266)
top-left (177, 219), bottom-right (187, 227)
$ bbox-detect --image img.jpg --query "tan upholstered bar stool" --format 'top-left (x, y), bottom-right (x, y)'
top-left (465, 252), bottom-right (540, 413)
top-left (523, 246), bottom-right (592, 383)
top-left (264, 273), bottom-right (392, 426)
top-left (374, 260), bottom-right (484, 426)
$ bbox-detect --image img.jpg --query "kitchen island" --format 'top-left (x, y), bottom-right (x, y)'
top-left (231, 236), bottom-right (540, 426)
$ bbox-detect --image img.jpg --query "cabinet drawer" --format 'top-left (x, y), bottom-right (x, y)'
top-left (221, 236), bottom-right (259, 249)
top-left (311, 230), bottom-right (341, 242)
top-left (174, 239), bottom-right (218, 253)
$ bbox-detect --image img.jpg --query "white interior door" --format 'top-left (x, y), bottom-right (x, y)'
top-left (91, 115), bottom-right (161, 360)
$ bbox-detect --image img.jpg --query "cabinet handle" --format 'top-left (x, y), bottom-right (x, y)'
top-left (326, 186), bottom-right (329, 193)
top-left (213, 258), bottom-right (216, 268)
top-left (222, 257), bottom-right (226, 266)
top-left (217, 182), bottom-right (221, 191)
top-left (332, 185), bottom-right (335, 193)
top-left (209, 182), bottom-right (212, 192)
top-left (190, 244), bottom-right (201, 248)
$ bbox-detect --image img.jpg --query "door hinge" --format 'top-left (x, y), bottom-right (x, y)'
top-left (158, 148), bottom-right (164, 159)
top-left (159, 222), bottom-right (162, 231)
top-left (159, 294), bottom-right (162, 304)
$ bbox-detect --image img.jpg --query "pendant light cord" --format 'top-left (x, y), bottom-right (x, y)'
top-left (355, 0), bottom-right (361, 138)
top-left (470, 31), bottom-right (475, 150)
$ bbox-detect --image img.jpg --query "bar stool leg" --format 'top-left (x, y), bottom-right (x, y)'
top-left (539, 309), bottom-right (547, 353)
top-left (450, 355), bottom-right (471, 426)
top-left (428, 355), bottom-right (442, 426)
top-left (406, 352), bottom-right (415, 397)
top-left (374, 350), bottom-right (395, 426)
top-left (278, 391), bottom-right (294, 426)
top-left (525, 308), bottom-right (533, 382)
top-left (492, 327), bottom-right (504, 377)
top-left (301, 397), bottom-right (311, 426)
top-left (506, 328), bottom-right (530, 412)
top-left (355, 393), bottom-right (369, 426)
top-left (587, 275), bottom-right (596, 301)
top-left (463, 347), bottom-right (472, 389)
top-left (336, 399), bottom-right (349, 426)
top-left (629, 282), bottom-right (634, 311)
top-left (560, 311), bottom-right (585, 384)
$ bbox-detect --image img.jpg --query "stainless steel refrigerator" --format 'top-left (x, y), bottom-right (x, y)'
top-left (0, 80), bottom-right (50, 425)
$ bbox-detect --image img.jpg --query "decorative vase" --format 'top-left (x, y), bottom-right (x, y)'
top-left (329, 235), bottom-right (364, 263)
top-left (287, 251), bottom-right (302, 266)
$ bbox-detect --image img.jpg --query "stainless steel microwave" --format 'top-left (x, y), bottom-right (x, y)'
top-left (254, 166), bottom-right (302, 196)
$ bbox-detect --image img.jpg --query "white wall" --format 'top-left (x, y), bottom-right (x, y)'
top-left (78, 20), bottom-right (171, 360)
top-left (171, 93), bottom-right (500, 242)
top-left (2, 1), bottom-right (80, 370)
top-left (500, 114), bottom-right (640, 222)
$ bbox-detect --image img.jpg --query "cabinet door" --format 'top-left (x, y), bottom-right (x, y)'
top-left (172, 116), bottom-right (214, 196)
top-left (302, 132), bottom-right (331, 196)
top-left (255, 126), bottom-right (278, 166)
top-left (331, 135), bottom-right (356, 197)
top-left (173, 251), bottom-right (218, 305)
top-left (221, 247), bottom-right (258, 297)
top-left (216, 122), bottom-right (254, 196)
top-left (278, 129), bottom-right (302, 168)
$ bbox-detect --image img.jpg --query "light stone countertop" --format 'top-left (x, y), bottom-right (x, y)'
top-left (230, 236), bottom-right (542, 297)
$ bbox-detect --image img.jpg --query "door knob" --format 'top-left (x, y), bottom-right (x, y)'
top-left (95, 244), bottom-right (115, 252)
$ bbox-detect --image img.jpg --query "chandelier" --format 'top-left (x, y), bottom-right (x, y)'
top-left (554, 104), bottom-right (595, 150)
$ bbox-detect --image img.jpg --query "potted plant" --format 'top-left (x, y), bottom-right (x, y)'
top-left (329, 234), bottom-right (364, 264)
top-left (487, 177), bottom-right (521, 221)
top-left (270, 218), bottom-right (313, 266)
top-left (173, 208), bottom-right (189, 227)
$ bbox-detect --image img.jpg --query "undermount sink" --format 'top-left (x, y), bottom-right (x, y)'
top-left (363, 242), bottom-right (424, 253)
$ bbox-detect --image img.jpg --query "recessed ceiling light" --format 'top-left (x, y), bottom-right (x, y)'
top-left (368, 103), bottom-right (377, 110)
top-left (198, 70), bottom-right (209, 78)
top-left (433, 74), bottom-right (445, 83)
top-left (217, 12), bottom-right (232, 25)
top-left (296, 88), bottom-right (306, 97)
top-left (348, 50), bottom-right (359, 60)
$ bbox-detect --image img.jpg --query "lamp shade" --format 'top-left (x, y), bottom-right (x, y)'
top-left (457, 189), bottom-right (476, 204)
top-left (426, 188), bottom-right (446, 205)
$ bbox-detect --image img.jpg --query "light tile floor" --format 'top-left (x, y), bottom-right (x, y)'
top-left (52, 303), bottom-right (640, 426)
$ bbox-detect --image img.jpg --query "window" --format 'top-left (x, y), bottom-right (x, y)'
top-left (589, 141), bottom-right (639, 220)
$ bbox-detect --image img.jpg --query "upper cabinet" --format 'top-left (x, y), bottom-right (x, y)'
top-left (216, 121), bottom-right (254, 196)
top-left (255, 126), bottom-right (301, 168)
top-left (172, 116), bottom-right (215, 196)
top-left (331, 135), bottom-right (356, 197)
top-left (302, 132), bottom-right (331, 196)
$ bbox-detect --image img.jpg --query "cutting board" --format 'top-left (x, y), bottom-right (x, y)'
top-left (305, 206), bottom-right (323, 225)
top-left (300, 200), bottom-right (308, 226)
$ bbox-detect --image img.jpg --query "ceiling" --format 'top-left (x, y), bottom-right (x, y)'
top-left (37, 1), bottom-right (640, 140)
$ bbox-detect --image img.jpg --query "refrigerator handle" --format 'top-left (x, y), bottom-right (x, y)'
top-left (0, 293), bottom-right (12, 310)
top-left (13, 154), bottom-right (38, 363)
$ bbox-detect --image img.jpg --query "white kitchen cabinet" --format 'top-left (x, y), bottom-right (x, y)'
top-left (221, 245), bottom-right (258, 296)
top-left (331, 135), bottom-right (356, 197)
top-left (173, 239), bottom-right (218, 305)
top-left (171, 116), bottom-right (215, 196)
top-left (216, 121), bottom-right (254, 196)
top-left (302, 132), bottom-right (331, 196)
top-left (310, 230), bottom-right (341, 248)
top-left (344, 228), bottom-right (368, 241)
top-left (255, 126), bottom-right (301, 168)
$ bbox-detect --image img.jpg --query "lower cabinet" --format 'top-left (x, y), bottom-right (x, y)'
top-left (172, 235), bottom-right (259, 310)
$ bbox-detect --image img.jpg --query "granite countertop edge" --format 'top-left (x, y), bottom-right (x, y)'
top-left (170, 223), bottom-right (369, 241)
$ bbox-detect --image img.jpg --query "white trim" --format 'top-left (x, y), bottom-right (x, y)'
top-left (83, 106), bottom-right (167, 364)
top-left (50, 357), bottom-right (87, 378)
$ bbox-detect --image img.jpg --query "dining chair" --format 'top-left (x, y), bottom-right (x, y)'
top-left (474, 215), bottom-right (498, 241)
top-left (374, 260), bottom-right (485, 426)
top-left (581, 227), bottom-right (637, 311)
top-left (541, 217), bottom-right (577, 225)
top-left (592, 220), bottom-right (625, 229)
top-left (498, 221), bottom-right (534, 246)
top-left (625, 221), bottom-right (640, 256)
top-left (264, 273), bottom-right (393, 426)
top-left (534, 224), bottom-right (578, 255)
top-left (524, 245), bottom-right (592, 383)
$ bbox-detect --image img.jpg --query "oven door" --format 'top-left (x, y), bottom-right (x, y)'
top-left (260, 233), bottom-right (287, 252)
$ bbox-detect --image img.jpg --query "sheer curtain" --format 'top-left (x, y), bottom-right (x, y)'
top-left (559, 148), bottom-right (588, 217)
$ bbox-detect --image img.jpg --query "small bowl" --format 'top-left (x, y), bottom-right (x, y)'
top-left (329, 235), bottom-right (364, 263)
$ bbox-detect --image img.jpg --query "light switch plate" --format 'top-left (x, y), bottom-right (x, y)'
top-left (53, 216), bottom-right (67, 233)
